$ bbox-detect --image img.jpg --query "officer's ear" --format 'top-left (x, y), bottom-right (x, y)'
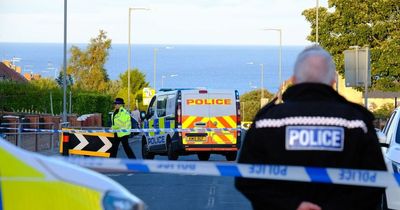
top-left (330, 78), bottom-right (337, 87)
top-left (290, 76), bottom-right (298, 85)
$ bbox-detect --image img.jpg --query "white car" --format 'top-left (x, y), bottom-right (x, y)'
top-left (0, 137), bottom-right (145, 210)
top-left (377, 107), bottom-right (400, 210)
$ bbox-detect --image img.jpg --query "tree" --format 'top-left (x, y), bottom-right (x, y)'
top-left (302, 0), bottom-right (400, 91)
top-left (67, 30), bottom-right (111, 92)
top-left (240, 89), bottom-right (274, 121)
top-left (106, 79), bottom-right (122, 98)
top-left (55, 71), bottom-right (73, 87)
top-left (30, 78), bottom-right (59, 90)
top-left (116, 69), bottom-right (150, 110)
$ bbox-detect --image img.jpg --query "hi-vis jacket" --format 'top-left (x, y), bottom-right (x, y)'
top-left (235, 83), bottom-right (386, 210)
top-left (112, 107), bottom-right (131, 137)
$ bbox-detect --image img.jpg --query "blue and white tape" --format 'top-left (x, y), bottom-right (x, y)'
top-left (0, 127), bottom-right (240, 134)
top-left (64, 157), bottom-right (400, 188)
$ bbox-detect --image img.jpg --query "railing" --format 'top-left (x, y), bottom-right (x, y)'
top-left (0, 122), bottom-right (64, 152)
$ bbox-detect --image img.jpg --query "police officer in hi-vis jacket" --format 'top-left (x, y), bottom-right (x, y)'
top-left (235, 46), bottom-right (386, 210)
top-left (110, 98), bottom-right (136, 159)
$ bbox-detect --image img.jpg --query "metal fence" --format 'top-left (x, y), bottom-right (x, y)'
top-left (0, 122), bottom-right (67, 152)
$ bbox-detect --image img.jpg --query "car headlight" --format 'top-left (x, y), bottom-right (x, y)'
top-left (103, 191), bottom-right (140, 210)
top-left (392, 161), bottom-right (400, 174)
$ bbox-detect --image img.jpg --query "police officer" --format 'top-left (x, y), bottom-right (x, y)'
top-left (235, 46), bottom-right (386, 210)
top-left (110, 98), bottom-right (136, 159)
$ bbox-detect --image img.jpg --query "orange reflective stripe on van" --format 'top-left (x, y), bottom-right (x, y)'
top-left (181, 115), bottom-right (237, 145)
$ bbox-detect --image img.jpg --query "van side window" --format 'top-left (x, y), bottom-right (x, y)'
top-left (157, 95), bottom-right (167, 117)
top-left (166, 94), bottom-right (176, 116)
top-left (147, 97), bottom-right (157, 118)
top-left (385, 111), bottom-right (398, 145)
top-left (383, 111), bottom-right (396, 135)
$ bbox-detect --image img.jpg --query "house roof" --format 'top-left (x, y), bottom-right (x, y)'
top-left (0, 62), bottom-right (28, 83)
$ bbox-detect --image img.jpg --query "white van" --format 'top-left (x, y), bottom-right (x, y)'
top-left (141, 88), bottom-right (241, 161)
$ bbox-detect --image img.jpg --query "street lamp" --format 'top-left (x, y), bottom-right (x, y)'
top-left (247, 62), bottom-right (266, 104)
top-left (128, 7), bottom-right (149, 109)
top-left (154, 47), bottom-right (174, 92)
top-left (316, 0), bottom-right (319, 44)
top-left (62, 0), bottom-right (68, 123)
top-left (154, 48), bottom-right (157, 91)
top-left (260, 64), bottom-right (264, 99)
top-left (263, 28), bottom-right (282, 87)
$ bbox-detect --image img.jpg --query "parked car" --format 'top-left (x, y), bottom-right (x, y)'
top-left (0, 137), bottom-right (145, 210)
top-left (377, 107), bottom-right (400, 210)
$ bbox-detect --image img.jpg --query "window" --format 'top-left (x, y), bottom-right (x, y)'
top-left (157, 95), bottom-right (167, 117)
top-left (165, 94), bottom-right (176, 116)
top-left (383, 111), bottom-right (396, 135)
top-left (147, 97), bottom-right (157, 118)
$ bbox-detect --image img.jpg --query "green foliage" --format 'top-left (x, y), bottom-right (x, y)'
top-left (372, 103), bottom-right (395, 119)
top-left (55, 72), bottom-right (74, 87)
top-left (72, 92), bottom-right (113, 125)
top-left (67, 30), bottom-right (111, 92)
top-left (302, 0), bottom-right (400, 91)
top-left (117, 68), bottom-right (150, 110)
top-left (240, 89), bottom-right (274, 121)
top-left (30, 78), bottom-right (59, 89)
top-left (0, 81), bottom-right (113, 125)
top-left (106, 79), bottom-right (122, 98)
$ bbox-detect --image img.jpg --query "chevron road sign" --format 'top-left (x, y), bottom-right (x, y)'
top-left (60, 129), bottom-right (114, 157)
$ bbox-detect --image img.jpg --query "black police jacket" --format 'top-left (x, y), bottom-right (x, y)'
top-left (235, 83), bottom-right (386, 210)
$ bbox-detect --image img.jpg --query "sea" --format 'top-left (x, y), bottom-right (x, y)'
top-left (0, 43), bottom-right (306, 94)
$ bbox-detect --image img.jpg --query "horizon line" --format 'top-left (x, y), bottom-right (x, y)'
top-left (0, 41), bottom-right (310, 47)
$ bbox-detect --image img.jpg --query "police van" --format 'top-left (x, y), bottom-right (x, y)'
top-left (141, 88), bottom-right (241, 161)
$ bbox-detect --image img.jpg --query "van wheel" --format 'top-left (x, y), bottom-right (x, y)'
top-left (225, 152), bottom-right (237, 161)
top-left (141, 137), bottom-right (154, 159)
top-left (167, 139), bottom-right (178, 160)
top-left (197, 153), bottom-right (210, 161)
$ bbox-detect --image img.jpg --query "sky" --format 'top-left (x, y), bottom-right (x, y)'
top-left (0, 0), bottom-right (329, 46)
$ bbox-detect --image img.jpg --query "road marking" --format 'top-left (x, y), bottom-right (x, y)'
top-left (206, 178), bottom-right (217, 209)
top-left (206, 197), bottom-right (215, 209)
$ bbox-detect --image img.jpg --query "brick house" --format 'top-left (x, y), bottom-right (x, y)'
top-left (0, 62), bottom-right (28, 83)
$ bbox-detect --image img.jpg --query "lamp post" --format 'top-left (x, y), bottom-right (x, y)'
top-left (263, 28), bottom-right (282, 86)
top-left (161, 75), bottom-right (166, 88)
top-left (128, 7), bottom-right (149, 109)
top-left (62, 0), bottom-right (67, 123)
top-left (154, 48), bottom-right (157, 91)
top-left (316, 0), bottom-right (319, 44)
top-left (260, 64), bottom-right (264, 99)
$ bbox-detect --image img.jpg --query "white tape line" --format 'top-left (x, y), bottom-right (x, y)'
top-left (62, 157), bottom-right (400, 188)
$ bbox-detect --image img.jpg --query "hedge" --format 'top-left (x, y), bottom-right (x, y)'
top-left (0, 81), bottom-right (113, 125)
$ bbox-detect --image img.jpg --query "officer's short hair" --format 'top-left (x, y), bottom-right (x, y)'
top-left (293, 45), bottom-right (336, 85)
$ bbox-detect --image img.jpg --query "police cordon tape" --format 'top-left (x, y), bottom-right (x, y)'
top-left (63, 157), bottom-right (400, 189)
top-left (0, 127), bottom-right (240, 134)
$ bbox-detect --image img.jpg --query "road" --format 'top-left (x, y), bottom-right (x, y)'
top-left (107, 136), bottom-right (252, 210)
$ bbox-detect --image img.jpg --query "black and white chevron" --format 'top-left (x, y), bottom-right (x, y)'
top-left (68, 134), bottom-right (113, 153)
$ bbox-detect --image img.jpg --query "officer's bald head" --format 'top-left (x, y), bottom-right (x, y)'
top-left (293, 45), bottom-right (336, 85)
